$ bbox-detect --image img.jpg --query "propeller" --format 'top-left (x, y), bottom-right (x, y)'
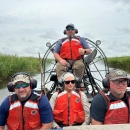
top-left (84, 49), bottom-right (97, 65)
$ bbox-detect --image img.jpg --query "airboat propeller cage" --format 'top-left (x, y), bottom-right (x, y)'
top-left (42, 38), bottom-right (109, 102)
top-left (96, 40), bottom-right (101, 45)
top-left (46, 42), bottom-right (51, 48)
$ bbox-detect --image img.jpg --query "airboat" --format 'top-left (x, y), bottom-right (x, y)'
top-left (41, 38), bottom-right (109, 102)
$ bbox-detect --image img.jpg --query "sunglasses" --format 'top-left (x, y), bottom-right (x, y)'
top-left (66, 27), bottom-right (74, 31)
top-left (14, 83), bottom-right (29, 89)
top-left (112, 79), bottom-right (128, 85)
top-left (64, 80), bottom-right (75, 84)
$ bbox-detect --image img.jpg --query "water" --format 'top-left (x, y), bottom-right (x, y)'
top-left (0, 87), bottom-right (10, 104)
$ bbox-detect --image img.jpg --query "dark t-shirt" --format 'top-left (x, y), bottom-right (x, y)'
top-left (90, 92), bottom-right (128, 123)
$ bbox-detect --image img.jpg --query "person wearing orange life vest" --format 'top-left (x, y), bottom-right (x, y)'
top-left (50, 72), bottom-right (90, 129)
top-left (53, 23), bottom-right (91, 82)
top-left (0, 72), bottom-right (53, 130)
top-left (90, 69), bottom-right (130, 125)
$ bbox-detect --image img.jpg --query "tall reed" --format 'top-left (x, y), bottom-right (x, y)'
top-left (107, 56), bottom-right (130, 72)
top-left (0, 53), bottom-right (54, 89)
top-left (0, 54), bottom-right (40, 85)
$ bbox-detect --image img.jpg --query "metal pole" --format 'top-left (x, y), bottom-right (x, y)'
top-left (38, 52), bottom-right (47, 96)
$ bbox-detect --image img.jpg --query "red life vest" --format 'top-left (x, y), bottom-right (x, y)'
top-left (60, 37), bottom-right (83, 60)
top-left (7, 91), bottom-right (42, 130)
top-left (101, 92), bottom-right (129, 124)
top-left (53, 91), bottom-right (85, 125)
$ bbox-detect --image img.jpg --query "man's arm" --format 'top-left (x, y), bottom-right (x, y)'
top-left (91, 118), bottom-right (103, 125)
top-left (78, 48), bottom-right (91, 56)
top-left (84, 48), bottom-right (91, 55)
top-left (38, 95), bottom-right (53, 129)
top-left (54, 53), bottom-right (69, 67)
top-left (90, 93), bottom-right (106, 125)
top-left (0, 126), bottom-right (5, 130)
top-left (53, 40), bottom-right (62, 62)
top-left (80, 37), bottom-right (91, 55)
top-left (0, 97), bottom-right (10, 128)
top-left (39, 122), bottom-right (52, 130)
top-left (54, 53), bottom-right (63, 63)
top-left (53, 39), bottom-right (69, 67)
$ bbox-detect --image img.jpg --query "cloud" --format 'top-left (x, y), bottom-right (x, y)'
top-left (8, 38), bottom-right (16, 42)
top-left (23, 46), bottom-right (38, 54)
top-left (0, 0), bottom-right (129, 58)
top-left (108, 0), bottom-right (130, 5)
top-left (39, 31), bottom-right (60, 40)
top-left (1, 47), bottom-right (16, 55)
top-left (27, 40), bottom-right (36, 43)
top-left (116, 27), bottom-right (130, 34)
top-left (102, 0), bottom-right (130, 14)
top-left (0, 20), bottom-right (3, 24)
top-left (100, 37), bottom-right (130, 57)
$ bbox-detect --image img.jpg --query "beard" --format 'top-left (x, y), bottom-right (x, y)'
top-left (67, 34), bottom-right (75, 39)
top-left (18, 94), bottom-right (28, 101)
top-left (18, 91), bottom-right (31, 101)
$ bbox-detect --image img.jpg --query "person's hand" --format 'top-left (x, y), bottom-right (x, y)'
top-left (59, 59), bottom-right (70, 67)
top-left (55, 126), bottom-right (62, 129)
top-left (78, 48), bottom-right (85, 55)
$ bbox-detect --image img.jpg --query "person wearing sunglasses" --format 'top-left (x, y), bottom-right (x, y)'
top-left (90, 69), bottom-right (130, 125)
top-left (53, 23), bottom-right (91, 86)
top-left (0, 72), bottom-right (53, 130)
top-left (50, 72), bottom-right (90, 129)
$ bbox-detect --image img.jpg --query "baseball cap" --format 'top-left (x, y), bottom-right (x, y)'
top-left (109, 69), bottom-right (128, 81)
top-left (12, 73), bottom-right (30, 85)
top-left (66, 23), bottom-right (75, 29)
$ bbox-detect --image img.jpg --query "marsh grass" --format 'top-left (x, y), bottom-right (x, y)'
top-left (0, 54), bottom-right (41, 88)
top-left (107, 56), bottom-right (130, 73)
top-left (1, 53), bottom-right (129, 89)
top-left (0, 53), bottom-right (54, 89)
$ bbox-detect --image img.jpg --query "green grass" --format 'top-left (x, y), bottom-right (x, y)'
top-left (0, 53), bottom-right (41, 83)
top-left (107, 56), bottom-right (130, 73)
top-left (1, 53), bottom-right (130, 89)
top-left (0, 53), bottom-right (54, 89)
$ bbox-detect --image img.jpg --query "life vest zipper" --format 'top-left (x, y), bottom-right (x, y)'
top-left (69, 39), bottom-right (72, 60)
top-left (22, 103), bottom-right (24, 130)
top-left (68, 96), bottom-right (70, 125)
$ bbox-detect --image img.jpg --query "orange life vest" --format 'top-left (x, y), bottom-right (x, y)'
top-left (53, 91), bottom-right (85, 125)
top-left (60, 37), bottom-right (83, 60)
top-left (101, 91), bottom-right (129, 124)
top-left (7, 91), bottom-right (42, 130)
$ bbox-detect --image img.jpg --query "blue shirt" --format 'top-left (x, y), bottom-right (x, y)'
top-left (0, 92), bottom-right (53, 126)
top-left (54, 36), bottom-right (90, 54)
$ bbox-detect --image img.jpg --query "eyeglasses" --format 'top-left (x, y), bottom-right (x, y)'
top-left (14, 83), bottom-right (29, 89)
top-left (64, 80), bottom-right (75, 84)
top-left (112, 79), bottom-right (128, 85)
top-left (66, 27), bottom-right (74, 31)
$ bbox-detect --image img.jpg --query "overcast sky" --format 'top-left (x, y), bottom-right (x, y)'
top-left (0, 0), bottom-right (130, 58)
